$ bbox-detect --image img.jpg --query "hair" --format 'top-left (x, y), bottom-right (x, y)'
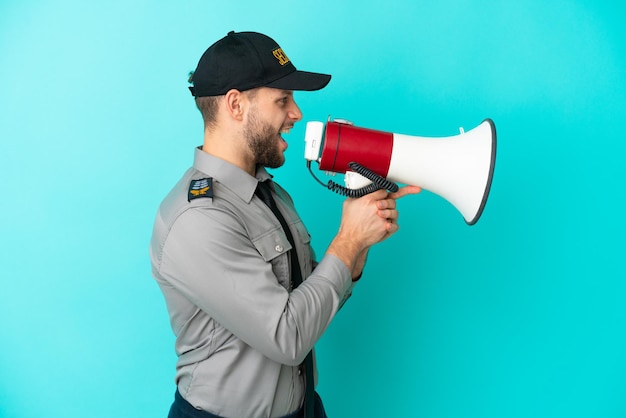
top-left (195, 96), bottom-right (221, 130)
top-left (194, 89), bottom-right (259, 130)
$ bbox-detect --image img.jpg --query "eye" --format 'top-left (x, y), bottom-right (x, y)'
top-left (276, 91), bottom-right (294, 107)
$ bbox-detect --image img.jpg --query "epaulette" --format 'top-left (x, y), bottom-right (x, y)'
top-left (188, 178), bottom-right (213, 202)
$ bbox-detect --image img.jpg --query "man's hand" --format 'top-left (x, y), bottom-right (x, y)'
top-left (327, 185), bottom-right (421, 273)
top-left (376, 185), bottom-right (422, 233)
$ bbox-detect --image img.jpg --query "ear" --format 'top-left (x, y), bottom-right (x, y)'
top-left (224, 89), bottom-right (246, 121)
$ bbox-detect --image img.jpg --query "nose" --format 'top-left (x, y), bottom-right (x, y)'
top-left (288, 99), bottom-right (303, 122)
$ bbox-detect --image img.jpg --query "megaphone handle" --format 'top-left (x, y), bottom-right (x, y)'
top-left (326, 162), bottom-right (399, 198)
top-left (348, 162), bottom-right (399, 193)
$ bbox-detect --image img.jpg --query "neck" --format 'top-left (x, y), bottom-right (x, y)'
top-left (202, 126), bottom-right (256, 176)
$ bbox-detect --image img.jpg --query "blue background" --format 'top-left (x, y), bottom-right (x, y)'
top-left (1, 1), bottom-right (625, 417)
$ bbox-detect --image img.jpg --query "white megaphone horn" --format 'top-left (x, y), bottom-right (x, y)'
top-left (304, 118), bottom-right (497, 225)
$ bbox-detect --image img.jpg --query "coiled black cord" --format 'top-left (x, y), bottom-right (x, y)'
top-left (307, 161), bottom-right (399, 198)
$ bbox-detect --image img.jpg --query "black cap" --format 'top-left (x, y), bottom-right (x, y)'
top-left (188, 31), bottom-right (331, 97)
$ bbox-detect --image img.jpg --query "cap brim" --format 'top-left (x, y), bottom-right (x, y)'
top-left (265, 70), bottom-right (331, 91)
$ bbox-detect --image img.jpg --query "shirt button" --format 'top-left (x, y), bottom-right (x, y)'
top-left (275, 245), bottom-right (283, 252)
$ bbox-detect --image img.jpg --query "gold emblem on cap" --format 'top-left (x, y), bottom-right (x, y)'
top-left (272, 48), bottom-right (290, 66)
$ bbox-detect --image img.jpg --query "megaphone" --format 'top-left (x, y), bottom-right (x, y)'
top-left (304, 118), bottom-right (497, 225)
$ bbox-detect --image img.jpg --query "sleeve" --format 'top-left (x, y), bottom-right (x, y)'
top-left (156, 206), bottom-right (353, 366)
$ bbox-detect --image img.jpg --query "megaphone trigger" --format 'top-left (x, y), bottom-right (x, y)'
top-left (346, 162), bottom-right (399, 193)
top-left (309, 161), bottom-right (400, 198)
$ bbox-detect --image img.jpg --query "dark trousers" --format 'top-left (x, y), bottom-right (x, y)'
top-left (168, 389), bottom-right (327, 418)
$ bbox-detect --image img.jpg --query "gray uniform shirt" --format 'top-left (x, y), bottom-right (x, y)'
top-left (150, 148), bottom-right (355, 418)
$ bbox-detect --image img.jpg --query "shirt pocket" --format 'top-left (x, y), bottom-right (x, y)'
top-left (252, 227), bottom-right (292, 290)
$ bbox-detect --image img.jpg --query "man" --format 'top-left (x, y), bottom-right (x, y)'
top-left (150, 31), bottom-right (420, 418)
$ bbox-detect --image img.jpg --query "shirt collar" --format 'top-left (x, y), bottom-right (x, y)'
top-left (193, 147), bottom-right (272, 203)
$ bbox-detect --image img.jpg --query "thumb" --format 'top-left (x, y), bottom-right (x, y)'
top-left (389, 185), bottom-right (422, 200)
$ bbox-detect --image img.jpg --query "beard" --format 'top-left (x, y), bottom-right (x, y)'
top-left (243, 107), bottom-right (285, 169)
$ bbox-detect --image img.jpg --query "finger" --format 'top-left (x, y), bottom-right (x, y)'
top-left (377, 208), bottom-right (398, 221)
top-left (367, 189), bottom-right (390, 200)
top-left (376, 198), bottom-right (396, 210)
top-left (385, 220), bottom-right (399, 234)
top-left (389, 185), bottom-right (422, 200)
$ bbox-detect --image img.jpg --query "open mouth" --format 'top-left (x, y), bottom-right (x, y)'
top-left (279, 126), bottom-right (293, 145)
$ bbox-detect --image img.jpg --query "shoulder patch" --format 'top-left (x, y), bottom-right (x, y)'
top-left (188, 178), bottom-right (213, 201)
